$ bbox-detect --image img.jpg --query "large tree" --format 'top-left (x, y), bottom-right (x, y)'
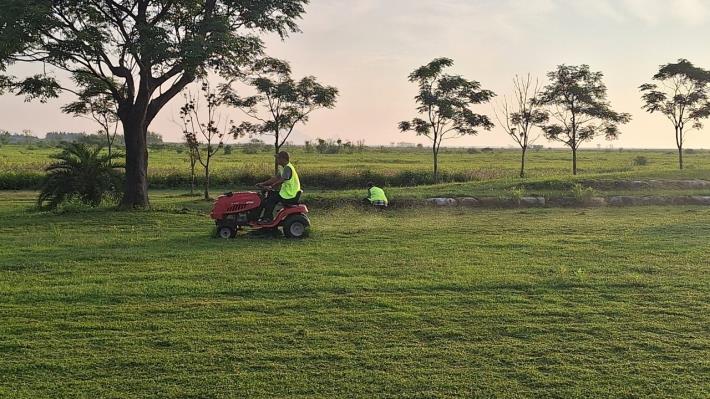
top-left (0, 0), bottom-right (307, 207)
top-left (539, 65), bottom-right (631, 175)
top-left (221, 57), bottom-right (338, 173)
top-left (494, 74), bottom-right (548, 178)
top-left (399, 58), bottom-right (495, 183)
top-left (640, 59), bottom-right (710, 170)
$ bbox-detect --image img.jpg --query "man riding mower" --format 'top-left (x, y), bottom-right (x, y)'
top-left (210, 151), bottom-right (310, 238)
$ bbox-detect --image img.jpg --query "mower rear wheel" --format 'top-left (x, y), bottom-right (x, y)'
top-left (282, 215), bottom-right (309, 239)
top-left (218, 226), bottom-right (236, 239)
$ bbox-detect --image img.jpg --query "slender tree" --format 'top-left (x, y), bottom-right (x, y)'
top-left (221, 57), bottom-right (338, 173)
top-left (179, 81), bottom-right (231, 200)
top-left (539, 65), bottom-right (631, 175)
top-left (494, 74), bottom-right (548, 178)
top-left (0, 0), bottom-right (308, 208)
top-left (640, 59), bottom-right (710, 170)
top-left (62, 74), bottom-right (120, 165)
top-left (399, 58), bottom-right (495, 183)
top-left (184, 131), bottom-right (199, 196)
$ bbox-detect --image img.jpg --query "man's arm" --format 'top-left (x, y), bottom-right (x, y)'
top-left (258, 165), bottom-right (290, 188)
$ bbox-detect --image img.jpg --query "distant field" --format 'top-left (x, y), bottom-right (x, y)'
top-left (1, 144), bottom-right (709, 191)
top-left (0, 191), bottom-right (708, 398)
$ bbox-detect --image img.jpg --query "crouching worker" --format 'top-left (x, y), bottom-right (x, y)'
top-left (363, 182), bottom-right (388, 208)
top-left (256, 151), bottom-right (301, 223)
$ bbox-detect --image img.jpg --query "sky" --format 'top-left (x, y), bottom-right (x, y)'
top-left (2, 0), bottom-right (710, 149)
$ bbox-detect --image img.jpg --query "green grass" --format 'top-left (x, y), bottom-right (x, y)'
top-left (0, 190), bottom-right (708, 398)
top-left (2, 144), bottom-right (710, 191)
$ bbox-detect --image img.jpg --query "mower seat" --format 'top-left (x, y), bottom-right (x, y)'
top-left (283, 191), bottom-right (303, 207)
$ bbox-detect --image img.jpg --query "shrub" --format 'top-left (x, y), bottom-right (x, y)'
top-left (570, 183), bottom-right (596, 204)
top-left (632, 156), bottom-right (648, 166)
top-left (509, 187), bottom-right (526, 203)
top-left (223, 145), bottom-right (233, 155)
top-left (37, 143), bottom-right (124, 210)
top-left (467, 147), bottom-right (480, 154)
top-left (243, 139), bottom-right (268, 154)
top-left (481, 147), bottom-right (494, 153)
top-left (315, 138), bottom-right (341, 154)
top-left (685, 148), bottom-right (697, 155)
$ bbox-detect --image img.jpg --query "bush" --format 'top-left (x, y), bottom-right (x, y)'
top-left (37, 143), bottom-right (124, 210)
top-left (570, 183), bottom-right (596, 204)
top-left (243, 139), bottom-right (268, 154)
top-left (481, 147), bottom-right (494, 153)
top-left (632, 156), bottom-right (649, 166)
top-left (467, 148), bottom-right (480, 154)
top-left (315, 138), bottom-right (342, 154)
top-left (685, 148), bottom-right (697, 155)
top-left (223, 145), bottom-right (233, 155)
top-left (509, 187), bottom-right (526, 203)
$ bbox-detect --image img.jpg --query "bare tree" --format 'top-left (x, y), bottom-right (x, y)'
top-left (62, 75), bottom-right (120, 165)
top-left (494, 75), bottom-right (549, 178)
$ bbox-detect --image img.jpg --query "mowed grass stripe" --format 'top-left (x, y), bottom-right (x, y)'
top-left (0, 199), bottom-right (708, 397)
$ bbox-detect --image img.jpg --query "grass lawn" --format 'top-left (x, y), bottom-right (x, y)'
top-left (3, 144), bottom-right (710, 191)
top-left (0, 191), bottom-right (708, 398)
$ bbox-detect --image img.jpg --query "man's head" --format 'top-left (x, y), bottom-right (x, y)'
top-left (367, 182), bottom-right (374, 189)
top-left (276, 151), bottom-right (290, 166)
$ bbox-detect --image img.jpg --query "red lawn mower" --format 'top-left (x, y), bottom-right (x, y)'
top-left (210, 189), bottom-right (310, 239)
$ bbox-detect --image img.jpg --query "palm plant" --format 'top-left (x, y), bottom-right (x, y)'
top-left (38, 143), bottom-right (124, 210)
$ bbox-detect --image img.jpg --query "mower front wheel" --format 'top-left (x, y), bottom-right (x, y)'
top-left (218, 226), bottom-right (236, 239)
top-left (282, 215), bottom-right (310, 239)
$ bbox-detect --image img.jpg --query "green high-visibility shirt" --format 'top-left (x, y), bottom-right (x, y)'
top-left (279, 162), bottom-right (301, 199)
top-left (368, 186), bottom-right (388, 205)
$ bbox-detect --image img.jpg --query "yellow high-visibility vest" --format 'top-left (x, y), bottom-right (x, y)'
top-left (279, 162), bottom-right (301, 199)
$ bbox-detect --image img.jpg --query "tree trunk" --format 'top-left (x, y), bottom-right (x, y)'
top-left (432, 143), bottom-right (439, 184)
top-left (572, 147), bottom-right (578, 176)
top-left (204, 161), bottom-right (210, 200)
top-left (678, 146), bottom-right (684, 170)
top-left (520, 147), bottom-right (527, 178)
top-left (121, 120), bottom-right (150, 208)
top-left (106, 131), bottom-right (112, 167)
top-left (190, 161), bottom-right (196, 195)
top-left (274, 135), bottom-right (280, 175)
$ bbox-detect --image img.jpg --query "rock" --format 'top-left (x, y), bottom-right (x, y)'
top-left (426, 198), bottom-right (457, 206)
top-left (520, 197), bottom-right (545, 207)
top-left (689, 196), bottom-right (710, 205)
top-left (585, 197), bottom-right (607, 207)
top-left (629, 181), bottom-right (649, 189)
top-left (683, 180), bottom-right (710, 189)
top-left (478, 197), bottom-right (501, 207)
top-left (457, 197), bottom-right (481, 207)
top-left (609, 196), bottom-right (634, 206)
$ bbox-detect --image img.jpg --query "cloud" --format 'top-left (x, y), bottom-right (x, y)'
top-left (671, 0), bottom-right (708, 26)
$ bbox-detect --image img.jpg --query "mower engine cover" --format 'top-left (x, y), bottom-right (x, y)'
top-left (210, 192), bottom-right (262, 220)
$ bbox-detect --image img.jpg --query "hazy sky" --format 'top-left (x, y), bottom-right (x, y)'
top-left (2, 0), bottom-right (710, 148)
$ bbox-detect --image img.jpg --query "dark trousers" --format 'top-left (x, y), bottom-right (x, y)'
top-left (261, 192), bottom-right (298, 219)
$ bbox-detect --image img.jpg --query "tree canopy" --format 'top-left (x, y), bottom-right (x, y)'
top-left (221, 57), bottom-right (338, 172)
top-left (539, 64), bottom-right (631, 175)
top-left (399, 57), bottom-right (495, 182)
top-left (0, 0), bottom-right (308, 207)
top-left (640, 59), bottom-right (710, 169)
